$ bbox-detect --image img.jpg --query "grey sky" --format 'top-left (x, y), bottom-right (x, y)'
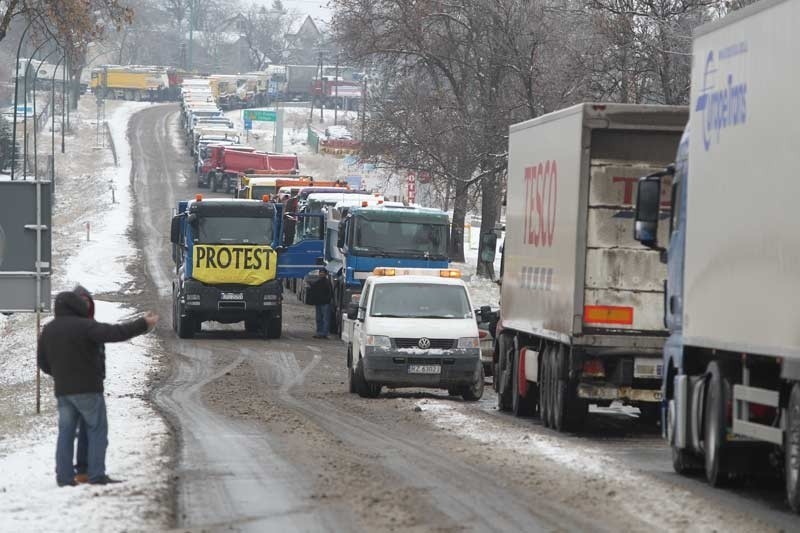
top-left (254, 0), bottom-right (332, 22)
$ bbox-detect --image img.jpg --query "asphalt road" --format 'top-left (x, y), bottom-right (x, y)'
top-left (129, 104), bottom-right (798, 532)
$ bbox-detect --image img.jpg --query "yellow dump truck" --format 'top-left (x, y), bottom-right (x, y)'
top-left (90, 65), bottom-right (170, 100)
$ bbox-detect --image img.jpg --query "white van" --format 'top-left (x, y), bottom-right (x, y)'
top-left (344, 268), bottom-right (483, 400)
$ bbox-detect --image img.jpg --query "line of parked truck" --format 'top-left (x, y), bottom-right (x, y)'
top-left (169, 0), bottom-right (800, 512)
top-left (487, 0), bottom-right (799, 513)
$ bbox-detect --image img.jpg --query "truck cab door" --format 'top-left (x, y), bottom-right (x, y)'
top-left (276, 213), bottom-right (325, 279)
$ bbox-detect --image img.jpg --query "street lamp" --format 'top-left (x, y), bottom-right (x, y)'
top-left (32, 48), bottom-right (59, 181)
top-left (51, 54), bottom-right (65, 159)
top-left (21, 37), bottom-right (54, 180)
top-left (11, 19), bottom-right (34, 180)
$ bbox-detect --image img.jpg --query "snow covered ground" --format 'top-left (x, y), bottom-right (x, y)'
top-left (0, 99), bottom-right (171, 532)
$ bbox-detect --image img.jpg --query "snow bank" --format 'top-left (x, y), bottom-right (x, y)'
top-left (0, 100), bottom-right (170, 532)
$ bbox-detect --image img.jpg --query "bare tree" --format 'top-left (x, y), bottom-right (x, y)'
top-left (240, 0), bottom-right (296, 70)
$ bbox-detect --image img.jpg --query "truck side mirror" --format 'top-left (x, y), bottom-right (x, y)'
top-left (337, 232), bottom-right (345, 250)
top-left (346, 302), bottom-right (359, 320)
top-left (634, 177), bottom-right (662, 248)
top-left (170, 215), bottom-right (181, 244)
top-left (478, 232), bottom-right (498, 264)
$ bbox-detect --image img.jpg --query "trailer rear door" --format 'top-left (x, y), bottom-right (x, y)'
top-left (583, 130), bottom-right (679, 333)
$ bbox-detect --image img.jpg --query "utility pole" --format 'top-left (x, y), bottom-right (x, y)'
top-left (188, 0), bottom-right (194, 71)
top-left (334, 57), bottom-right (339, 126)
top-left (318, 52), bottom-right (324, 124)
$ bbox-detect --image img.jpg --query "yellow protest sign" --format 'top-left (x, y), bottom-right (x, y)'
top-left (191, 245), bottom-right (277, 286)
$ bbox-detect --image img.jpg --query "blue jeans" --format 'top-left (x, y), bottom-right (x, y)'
top-left (56, 393), bottom-right (108, 484)
top-left (315, 303), bottom-right (331, 336)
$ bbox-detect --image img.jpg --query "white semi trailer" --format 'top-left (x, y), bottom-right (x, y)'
top-left (496, 103), bottom-right (687, 430)
top-left (634, 0), bottom-right (800, 512)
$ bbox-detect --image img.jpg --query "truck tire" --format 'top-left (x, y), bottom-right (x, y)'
top-left (245, 319), bottom-right (260, 334)
top-left (175, 302), bottom-right (195, 339)
top-left (638, 404), bottom-right (661, 426)
top-left (355, 358), bottom-right (380, 398)
top-left (667, 398), bottom-right (702, 475)
top-left (495, 334), bottom-right (513, 411)
top-left (210, 174), bottom-right (217, 193)
top-left (704, 361), bottom-right (732, 487)
top-left (265, 313), bottom-right (282, 339)
top-left (511, 349), bottom-right (534, 416)
top-left (786, 383), bottom-right (800, 513)
top-left (540, 345), bottom-right (551, 427)
top-left (552, 345), bottom-right (568, 430)
top-left (462, 364), bottom-right (485, 402)
top-left (347, 345), bottom-right (356, 394)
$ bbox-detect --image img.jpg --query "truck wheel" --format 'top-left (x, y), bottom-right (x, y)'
top-left (495, 334), bottom-right (512, 411)
top-left (355, 358), bottom-right (380, 398)
top-left (347, 345), bottom-right (356, 394)
top-left (540, 345), bottom-right (551, 427)
top-left (176, 302), bottom-right (195, 339)
top-left (265, 313), bottom-right (282, 339)
top-left (786, 383), bottom-right (800, 513)
top-left (552, 345), bottom-right (568, 430)
top-left (667, 398), bottom-right (702, 475)
top-left (210, 174), bottom-right (217, 193)
top-left (511, 349), bottom-right (533, 416)
top-left (704, 361), bottom-right (732, 487)
top-left (462, 364), bottom-right (485, 402)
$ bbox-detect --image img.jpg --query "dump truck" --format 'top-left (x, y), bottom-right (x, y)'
top-left (170, 196), bottom-right (283, 339)
top-left (203, 147), bottom-right (299, 193)
top-left (494, 103), bottom-right (687, 430)
top-left (633, 0), bottom-right (800, 511)
top-left (90, 65), bottom-right (170, 101)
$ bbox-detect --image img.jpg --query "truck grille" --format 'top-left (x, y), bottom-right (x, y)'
top-left (394, 338), bottom-right (456, 349)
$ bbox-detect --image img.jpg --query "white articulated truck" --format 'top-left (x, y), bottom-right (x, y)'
top-left (633, 0), bottom-right (800, 511)
top-left (495, 103), bottom-right (687, 431)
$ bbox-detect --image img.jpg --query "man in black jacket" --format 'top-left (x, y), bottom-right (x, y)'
top-left (308, 269), bottom-right (333, 339)
top-left (37, 291), bottom-right (158, 486)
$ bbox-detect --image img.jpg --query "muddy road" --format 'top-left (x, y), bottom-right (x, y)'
top-left (129, 105), bottom-right (796, 532)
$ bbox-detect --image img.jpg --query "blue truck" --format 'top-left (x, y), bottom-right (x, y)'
top-left (324, 204), bottom-right (450, 332)
top-left (633, 0), bottom-right (800, 512)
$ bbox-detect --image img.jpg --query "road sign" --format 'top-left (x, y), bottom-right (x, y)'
top-left (243, 109), bottom-right (277, 122)
top-left (0, 180), bottom-right (52, 312)
top-left (244, 119), bottom-right (253, 131)
top-left (407, 172), bottom-right (417, 204)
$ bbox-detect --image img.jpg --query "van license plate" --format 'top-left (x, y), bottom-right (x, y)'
top-left (409, 364), bottom-right (441, 374)
top-left (221, 293), bottom-right (244, 301)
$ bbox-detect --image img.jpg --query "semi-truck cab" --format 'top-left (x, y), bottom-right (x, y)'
top-left (170, 196), bottom-right (283, 339)
top-left (326, 204), bottom-right (450, 333)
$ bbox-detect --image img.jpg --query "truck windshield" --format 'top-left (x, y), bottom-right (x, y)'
top-left (196, 216), bottom-right (273, 244)
top-left (370, 283), bottom-right (472, 319)
top-left (251, 185), bottom-right (277, 199)
top-left (353, 219), bottom-right (448, 259)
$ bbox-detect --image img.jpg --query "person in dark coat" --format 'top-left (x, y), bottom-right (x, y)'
top-left (37, 291), bottom-right (158, 486)
top-left (71, 285), bottom-right (100, 484)
top-left (307, 269), bottom-right (333, 338)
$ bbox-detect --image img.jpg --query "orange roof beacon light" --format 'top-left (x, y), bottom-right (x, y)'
top-left (262, 194), bottom-right (271, 202)
top-left (439, 269), bottom-right (461, 278)
top-left (195, 194), bottom-right (203, 202)
top-left (361, 201), bottom-right (369, 207)
top-left (373, 267), bottom-right (396, 276)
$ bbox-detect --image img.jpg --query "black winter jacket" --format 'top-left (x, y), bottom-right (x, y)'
top-left (37, 291), bottom-right (148, 396)
top-left (307, 276), bottom-right (333, 306)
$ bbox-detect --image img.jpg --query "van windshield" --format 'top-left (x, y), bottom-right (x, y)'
top-left (370, 283), bottom-right (472, 319)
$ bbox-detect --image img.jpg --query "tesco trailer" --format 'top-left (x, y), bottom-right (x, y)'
top-left (496, 103), bottom-right (687, 430)
top-left (634, 0), bottom-right (800, 511)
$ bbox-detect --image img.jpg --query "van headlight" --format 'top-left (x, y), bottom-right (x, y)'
top-left (457, 337), bottom-right (480, 349)
top-left (366, 335), bottom-right (391, 348)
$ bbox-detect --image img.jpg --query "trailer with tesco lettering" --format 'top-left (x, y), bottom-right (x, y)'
top-left (494, 103), bottom-right (687, 431)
